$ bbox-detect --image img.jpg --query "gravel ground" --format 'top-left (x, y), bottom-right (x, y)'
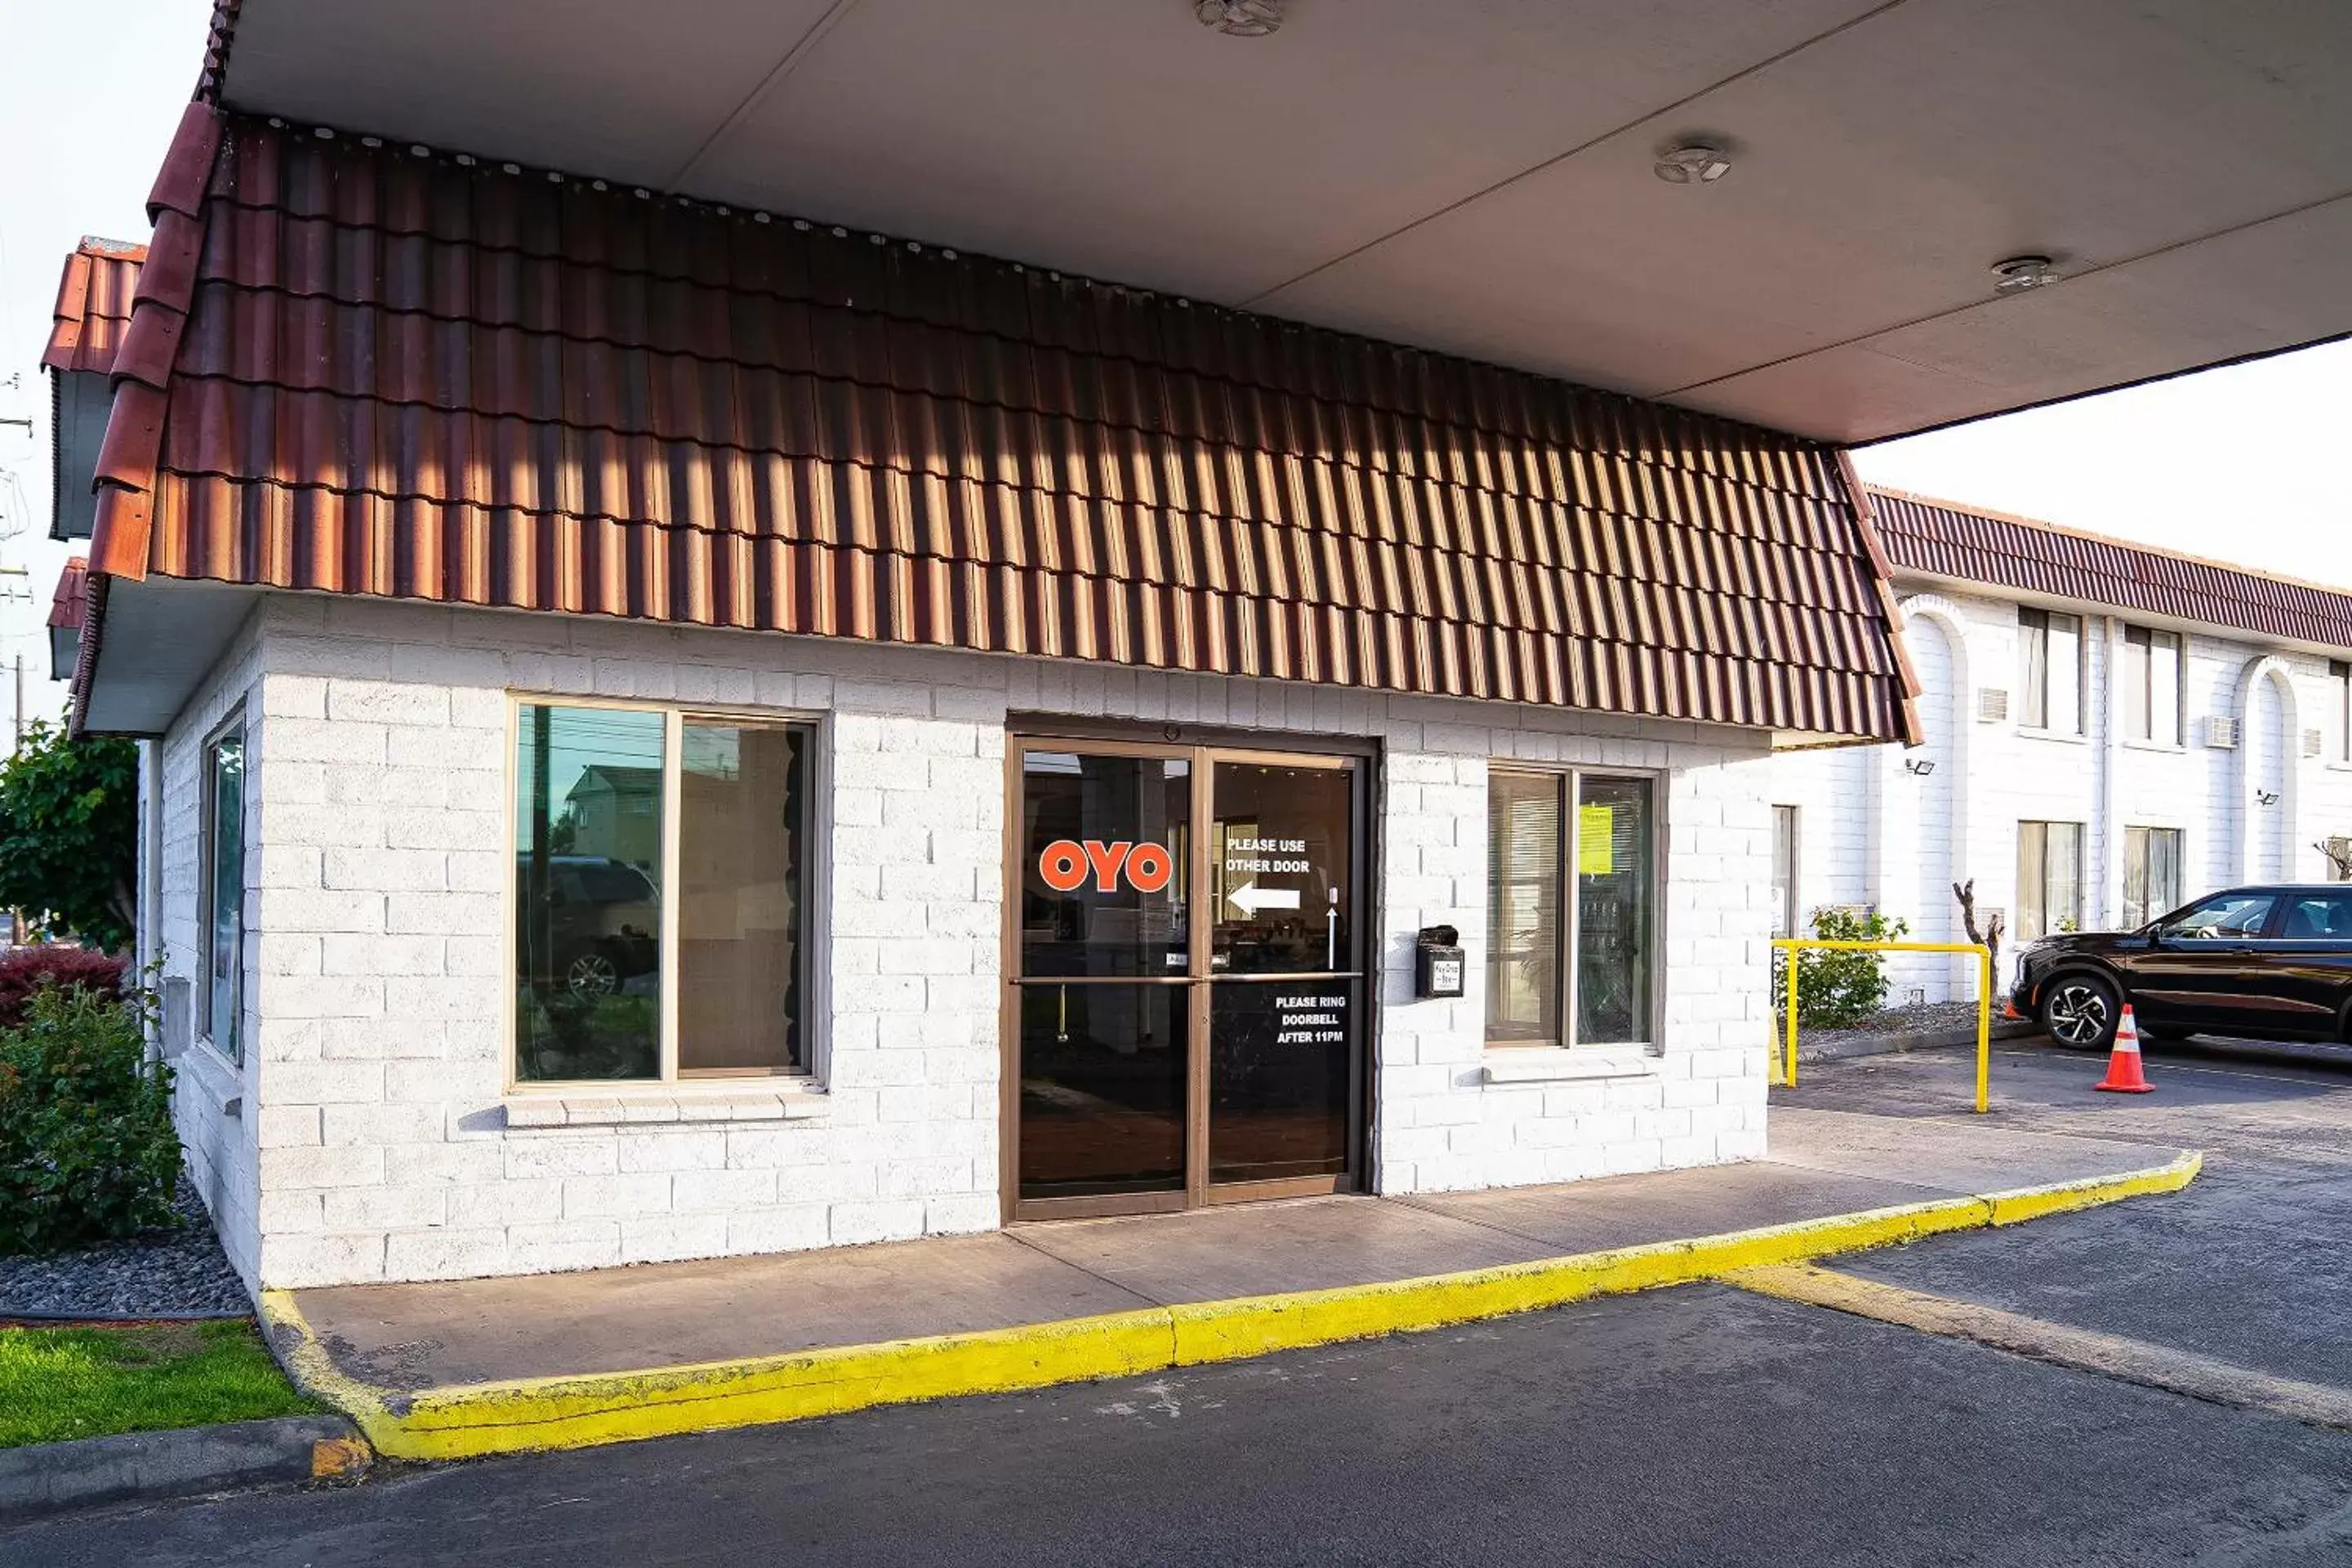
top-left (1814, 999), bottom-right (1989, 1040)
top-left (0, 1176), bottom-right (250, 1320)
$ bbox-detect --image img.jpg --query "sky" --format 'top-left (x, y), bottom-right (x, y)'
top-left (2, 1), bottom-right (2348, 735)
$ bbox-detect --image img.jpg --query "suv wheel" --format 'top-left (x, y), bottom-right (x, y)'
top-left (2042, 975), bottom-right (2119, 1051)
top-left (565, 950), bottom-right (622, 1000)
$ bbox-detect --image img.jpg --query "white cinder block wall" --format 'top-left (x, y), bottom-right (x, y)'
top-left (163, 595), bottom-right (1778, 1290)
top-left (149, 616), bottom-right (265, 1289)
top-left (1764, 585), bottom-right (2352, 1004)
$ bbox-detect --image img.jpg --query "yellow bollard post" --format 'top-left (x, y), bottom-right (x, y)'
top-left (1976, 948), bottom-right (1993, 1114)
top-left (1784, 944), bottom-right (1800, 1088)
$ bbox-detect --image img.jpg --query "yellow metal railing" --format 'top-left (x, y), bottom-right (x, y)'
top-left (1772, 939), bottom-right (1996, 1114)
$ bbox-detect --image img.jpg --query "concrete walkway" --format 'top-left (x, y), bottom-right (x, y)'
top-left (267, 1107), bottom-right (2198, 1460)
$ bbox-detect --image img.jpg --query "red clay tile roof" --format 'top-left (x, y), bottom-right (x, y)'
top-left (1869, 486), bottom-right (2352, 653)
top-left (42, 238), bottom-right (148, 377)
top-left (49, 558), bottom-right (90, 633)
top-left (79, 107), bottom-right (1918, 742)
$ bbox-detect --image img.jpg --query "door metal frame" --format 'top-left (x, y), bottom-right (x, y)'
top-left (1000, 731), bottom-right (1372, 1223)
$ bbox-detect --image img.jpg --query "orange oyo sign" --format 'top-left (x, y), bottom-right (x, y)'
top-left (1038, 839), bottom-right (1174, 894)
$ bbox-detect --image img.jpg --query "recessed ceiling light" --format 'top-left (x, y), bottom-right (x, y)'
top-left (1654, 143), bottom-right (1733, 185)
top-left (1992, 255), bottom-right (2059, 294)
top-left (1196, 0), bottom-right (1282, 37)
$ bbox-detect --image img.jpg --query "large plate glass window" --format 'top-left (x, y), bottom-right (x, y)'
top-left (2016, 820), bottom-right (2085, 942)
top-left (2123, 826), bottom-right (2183, 929)
top-left (1484, 769), bottom-right (1657, 1048)
top-left (201, 725), bottom-right (246, 1064)
top-left (2017, 608), bottom-right (2083, 735)
top-left (2121, 626), bottom-right (2181, 746)
top-left (514, 702), bottom-right (812, 1085)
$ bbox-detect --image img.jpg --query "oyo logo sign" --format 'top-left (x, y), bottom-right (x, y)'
top-left (1038, 839), bottom-right (1174, 894)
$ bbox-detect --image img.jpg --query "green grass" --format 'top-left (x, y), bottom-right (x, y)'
top-left (0, 1321), bottom-right (322, 1449)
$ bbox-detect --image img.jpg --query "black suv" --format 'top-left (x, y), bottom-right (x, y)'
top-left (2009, 885), bottom-right (2352, 1050)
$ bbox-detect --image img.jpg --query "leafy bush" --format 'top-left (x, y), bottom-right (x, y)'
top-left (0, 719), bottom-right (139, 952)
top-left (0, 983), bottom-right (180, 1256)
top-left (1771, 906), bottom-right (1912, 1031)
top-left (0, 947), bottom-right (129, 1031)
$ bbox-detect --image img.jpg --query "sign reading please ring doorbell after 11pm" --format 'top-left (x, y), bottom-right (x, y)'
top-left (1036, 839), bottom-right (1174, 894)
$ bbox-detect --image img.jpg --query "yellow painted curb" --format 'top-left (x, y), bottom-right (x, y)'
top-left (262, 1151), bottom-right (2202, 1461)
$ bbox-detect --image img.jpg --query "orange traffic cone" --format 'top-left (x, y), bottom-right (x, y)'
top-left (2096, 1003), bottom-right (2155, 1094)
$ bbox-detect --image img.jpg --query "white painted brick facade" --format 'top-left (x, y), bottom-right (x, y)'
top-left (1763, 582), bottom-right (2352, 1003)
top-left (154, 595), bottom-right (1778, 1289)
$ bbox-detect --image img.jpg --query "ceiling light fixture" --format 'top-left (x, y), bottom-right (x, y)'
top-left (1196, 0), bottom-right (1282, 37)
top-left (1653, 143), bottom-right (1733, 185)
top-left (1992, 255), bottom-right (2059, 294)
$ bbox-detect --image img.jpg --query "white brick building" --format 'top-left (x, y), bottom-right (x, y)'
top-left (52, 114), bottom-right (1915, 1291)
top-left (1764, 488), bottom-right (2352, 1005)
top-left (138, 597), bottom-right (1782, 1289)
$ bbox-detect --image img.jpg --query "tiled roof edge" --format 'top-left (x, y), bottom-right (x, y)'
top-left (1838, 454), bottom-right (1924, 747)
top-left (66, 571), bottom-right (109, 741)
top-left (1867, 483), bottom-right (2352, 652)
top-left (39, 238), bottom-right (148, 374)
top-left (48, 559), bottom-right (90, 632)
top-left (195, 1), bottom-right (244, 106)
top-left (87, 103), bottom-right (225, 585)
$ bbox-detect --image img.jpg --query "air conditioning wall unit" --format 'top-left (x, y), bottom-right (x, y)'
top-left (1976, 688), bottom-right (2010, 724)
top-left (2204, 715), bottom-right (2242, 750)
top-left (2304, 728), bottom-right (2325, 759)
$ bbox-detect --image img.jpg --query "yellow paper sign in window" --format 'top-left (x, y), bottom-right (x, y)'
top-left (1578, 804), bottom-right (1615, 875)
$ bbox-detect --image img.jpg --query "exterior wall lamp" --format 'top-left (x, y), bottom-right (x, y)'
top-left (1904, 757), bottom-right (1936, 777)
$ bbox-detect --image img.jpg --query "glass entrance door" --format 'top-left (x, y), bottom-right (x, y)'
top-left (1009, 740), bottom-right (1365, 1218)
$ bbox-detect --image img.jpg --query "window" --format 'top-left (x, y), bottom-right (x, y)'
top-left (2162, 893), bottom-right (2274, 941)
top-left (2015, 820), bottom-right (2084, 941)
top-left (2122, 826), bottom-right (2182, 930)
top-left (2278, 893), bottom-right (2352, 941)
top-left (2016, 607), bottom-right (2083, 734)
top-left (200, 727), bottom-right (247, 1064)
top-left (2120, 626), bottom-right (2182, 746)
top-left (514, 702), bottom-right (813, 1084)
top-left (2333, 661), bottom-right (2351, 763)
top-left (1486, 771), bottom-right (1655, 1047)
top-left (1771, 805), bottom-right (1799, 939)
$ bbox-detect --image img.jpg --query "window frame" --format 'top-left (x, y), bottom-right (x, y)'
top-left (2016, 607), bottom-right (2086, 736)
top-left (2016, 818), bottom-right (2086, 941)
top-left (1770, 804), bottom-right (1800, 940)
top-left (504, 694), bottom-right (823, 1094)
top-left (2332, 660), bottom-right (2351, 764)
top-left (1483, 764), bottom-right (1667, 1053)
top-left (2120, 625), bottom-right (2184, 747)
top-left (198, 717), bottom-right (248, 1067)
top-left (2121, 824), bottom-right (2184, 931)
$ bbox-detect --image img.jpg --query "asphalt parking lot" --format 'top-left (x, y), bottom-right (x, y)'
top-left (13, 1035), bottom-right (2352, 1567)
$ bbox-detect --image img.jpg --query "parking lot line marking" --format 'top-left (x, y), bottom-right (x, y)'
top-left (1989, 1049), bottom-right (2351, 1090)
top-left (1727, 1263), bottom-right (2352, 1434)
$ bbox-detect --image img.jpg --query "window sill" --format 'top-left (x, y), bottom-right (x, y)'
top-left (2016, 728), bottom-right (2090, 746)
top-left (1481, 1047), bottom-right (1661, 1085)
top-left (505, 1079), bottom-right (827, 1129)
top-left (2120, 740), bottom-right (2185, 755)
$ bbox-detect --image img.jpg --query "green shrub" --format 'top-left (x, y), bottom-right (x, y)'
top-left (0, 983), bottom-right (180, 1256)
top-left (1771, 906), bottom-right (1912, 1031)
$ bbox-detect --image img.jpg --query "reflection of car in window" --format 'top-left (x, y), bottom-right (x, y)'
top-left (520, 855), bottom-right (661, 1000)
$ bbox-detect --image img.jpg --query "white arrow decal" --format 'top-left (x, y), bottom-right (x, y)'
top-left (1227, 881), bottom-right (1302, 915)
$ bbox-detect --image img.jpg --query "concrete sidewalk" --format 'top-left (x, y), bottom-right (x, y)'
top-left (265, 1107), bottom-right (2198, 1461)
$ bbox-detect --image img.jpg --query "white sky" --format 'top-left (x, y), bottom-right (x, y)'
top-left (2, 0), bottom-right (2348, 735)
